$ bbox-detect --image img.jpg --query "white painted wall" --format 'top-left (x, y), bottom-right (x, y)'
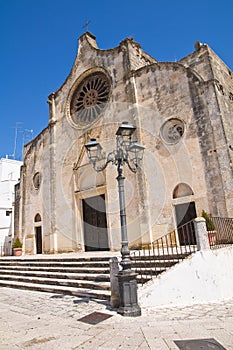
top-left (0, 158), bottom-right (22, 255)
top-left (139, 246), bottom-right (233, 307)
top-left (0, 158), bottom-right (22, 182)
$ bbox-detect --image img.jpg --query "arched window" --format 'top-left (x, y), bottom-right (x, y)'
top-left (34, 213), bottom-right (42, 222)
top-left (173, 183), bottom-right (194, 199)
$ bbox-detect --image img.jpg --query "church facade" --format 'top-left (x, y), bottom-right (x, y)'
top-left (17, 32), bottom-right (233, 254)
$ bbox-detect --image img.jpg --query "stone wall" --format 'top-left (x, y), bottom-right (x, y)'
top-left (133, 62), bottom-right (208, 234)
top-left (180, 44), bottom-right (233, 216)
top-left (21, 126), bottom-right (53, 254)
top-left (20, 33), bottom-right (233, 254)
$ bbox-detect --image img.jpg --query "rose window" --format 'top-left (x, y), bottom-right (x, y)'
top-left (69, 72), bottom-right (111, 126)
top-left (160, 118), bottom-right (185, 144)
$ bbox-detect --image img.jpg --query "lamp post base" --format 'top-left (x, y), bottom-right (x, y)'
top-left (117, 270), bottom-right (141, 317)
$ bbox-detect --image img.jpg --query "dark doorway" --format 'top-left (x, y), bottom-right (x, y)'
top-left (83, 194), bottom-right (109, 251)
top-left (35, 226), bottom-right (42, 254)
top-left (175, 202), bottom-right (197, 245)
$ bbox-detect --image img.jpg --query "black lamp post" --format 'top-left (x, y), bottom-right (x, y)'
top-left (85, 121), bottom-right (144, 316)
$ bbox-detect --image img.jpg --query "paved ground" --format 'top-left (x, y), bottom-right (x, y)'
top-left (0, 287), bottom-right (233, 350)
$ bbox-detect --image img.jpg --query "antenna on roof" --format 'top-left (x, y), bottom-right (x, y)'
top-left (10, 122), bottom-right (22, 159)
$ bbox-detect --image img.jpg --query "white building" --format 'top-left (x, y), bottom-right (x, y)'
top-left (0, 158), bottom-right (22, 255)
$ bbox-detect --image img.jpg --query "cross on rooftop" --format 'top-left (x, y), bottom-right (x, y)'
top-left (82, 20), bottom-right (91, 32)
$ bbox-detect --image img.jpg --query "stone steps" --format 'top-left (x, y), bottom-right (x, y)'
top-left (0, 269), bottom-right (110, 281)
top-left (133, 261), bottom-right (177, 268)
top-left (0, 265), bottom-right (110, 274)
top-left (132, 253), bottom-right (190, 261)
top-left (131, 252), bottom-right (193, 285)
top-left (0, 256), bottom-right (112, 300)
top-left (0, 280), bottom-right (111, 300)
top-left (0, 274), bottom-right (110, 290)
top-left (0, 261), bottom-right (110, 268)
top-left (0, 252), bottom-right (190, 299)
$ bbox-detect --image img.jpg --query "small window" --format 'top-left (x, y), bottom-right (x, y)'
top-left (33, 172), bottom-right (41, 190)
top-left (173, 183), bottom-right (194, 199)
top-left (34, 213), bottom-right (42, 222)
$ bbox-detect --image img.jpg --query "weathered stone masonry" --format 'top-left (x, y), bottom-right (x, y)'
top-left (16, 34), bottom-right (233, 254)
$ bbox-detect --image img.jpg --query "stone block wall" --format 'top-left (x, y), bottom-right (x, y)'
top-left (19, 33), bottom-right (233, 254)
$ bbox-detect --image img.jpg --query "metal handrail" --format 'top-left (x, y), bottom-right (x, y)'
top-left (131, 220), bottom-right (197, 285)
top-left (209, 217), bottom-right (233, 248)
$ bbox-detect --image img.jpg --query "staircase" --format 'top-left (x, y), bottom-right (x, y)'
top-left (132, 252), bottom-right (192, 285)
top-left (0, 252), bottom-right (192, 300)
top-left (0, 256), bottom-right (112, 300)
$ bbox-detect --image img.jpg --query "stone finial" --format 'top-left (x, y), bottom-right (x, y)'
top-left (194, 41), bottom-right (202, 51)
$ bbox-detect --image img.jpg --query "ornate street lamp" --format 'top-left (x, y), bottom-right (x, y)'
top-left (85, 121), bottom-right (144, 317)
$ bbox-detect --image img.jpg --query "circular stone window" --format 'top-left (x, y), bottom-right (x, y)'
top-left (160, 118), bottom-right (185, 144)
top-left (68, 71), bottom-right (111, 127)
top-left (33, 172), bottom-right (41, 190)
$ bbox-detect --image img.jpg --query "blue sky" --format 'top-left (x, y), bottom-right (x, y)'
top-left (0, 0), bottom-right (232, 160)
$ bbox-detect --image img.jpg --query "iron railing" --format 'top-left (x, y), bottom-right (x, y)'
top-left (208, 217), bottom-right (233, 248)
top-left (131, 220), bottom-right (197, 285)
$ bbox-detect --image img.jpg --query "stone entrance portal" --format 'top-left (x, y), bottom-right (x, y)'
top-left (34, 213), bottom-right (42, 254)
top-left (82, 194), bottom-right (109, 251)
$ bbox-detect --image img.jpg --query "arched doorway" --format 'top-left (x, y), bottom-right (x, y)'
top-left (34, 213), bottom-right (42, 254)
top-left (173, 183), bottom-right (197, 245)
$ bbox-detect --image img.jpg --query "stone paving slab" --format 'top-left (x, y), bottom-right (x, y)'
top-left (0, 287), bottom-right (233, 349)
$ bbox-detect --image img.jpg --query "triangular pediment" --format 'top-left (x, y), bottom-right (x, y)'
top-left (73, 144), bottom-right (106, 194)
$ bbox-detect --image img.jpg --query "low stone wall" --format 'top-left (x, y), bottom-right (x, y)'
top-left (139, 245), bottom-right (233, 307)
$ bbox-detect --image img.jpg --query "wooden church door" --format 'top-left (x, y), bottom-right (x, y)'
top-left (35, 226), bottom-right (42, 254)
top-left (175, 202), bottom-right (197, 245)
top-left (83, 194), bottom-right (109, 251)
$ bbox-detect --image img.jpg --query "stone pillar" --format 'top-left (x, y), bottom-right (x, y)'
top-left (109, 257), bottom-right (120, 308)
top-left (194, 217), bottom-right (210, 251)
